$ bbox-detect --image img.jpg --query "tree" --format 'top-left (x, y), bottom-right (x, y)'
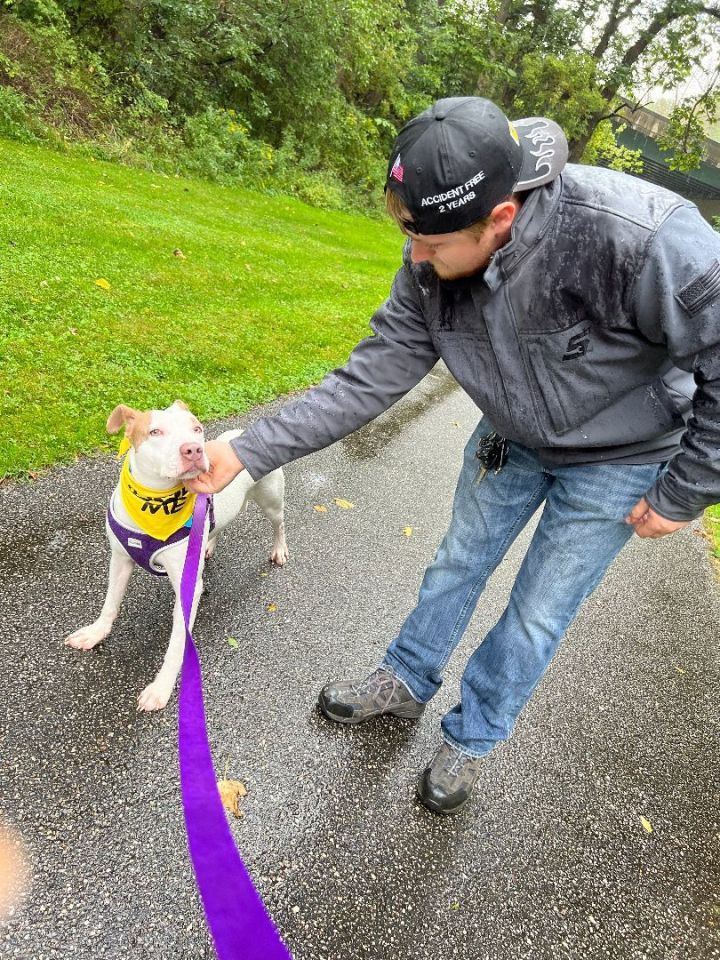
top-left (423, 0), bottom-right (720, 169)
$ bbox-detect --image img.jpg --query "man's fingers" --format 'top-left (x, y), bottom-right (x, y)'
top-left (186, 441), bottom-right (244, 495)
top-left (625, 496), bottom-right (650, 526)
top-left (187, 477), bottom-right (214, 494)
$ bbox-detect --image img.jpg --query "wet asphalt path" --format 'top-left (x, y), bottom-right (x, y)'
top-left (1, 365), bottom-right (718, 960)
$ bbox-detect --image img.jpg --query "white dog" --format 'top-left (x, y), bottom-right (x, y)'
top-left (65, 400), bottom-right (289, 711)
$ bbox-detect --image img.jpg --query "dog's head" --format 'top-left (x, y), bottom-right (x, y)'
top-left (107, 401), bottom-right (209, 481)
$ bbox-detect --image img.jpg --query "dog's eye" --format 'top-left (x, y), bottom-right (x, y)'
top-left (193, 425), bottom-right (203, 434)
top-left (149, 428), bottom-right (163, 437)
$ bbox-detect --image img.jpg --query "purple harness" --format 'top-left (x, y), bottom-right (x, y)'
top-left (106, 492), bottom-right (215, 576)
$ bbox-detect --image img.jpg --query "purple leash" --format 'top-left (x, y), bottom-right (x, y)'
top-left (178, 493), bottom-right (292, 960)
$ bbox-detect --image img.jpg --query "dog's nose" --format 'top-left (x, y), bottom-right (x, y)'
top-left (180, 443), bottom-right (204, 462)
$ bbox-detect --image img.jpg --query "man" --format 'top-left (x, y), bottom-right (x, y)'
top-left (189, 97), bottom-right (720, 815)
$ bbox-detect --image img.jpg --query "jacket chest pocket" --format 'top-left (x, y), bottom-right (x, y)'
top-left (526, 324), bottom-right (612, 435)
top-left (433, 330), bottom-right (500, 416)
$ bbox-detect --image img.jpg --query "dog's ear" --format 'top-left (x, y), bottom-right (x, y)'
top-left (107, 404), bottom-right (138, 434)
top-left (172, 400), bottom-right (189, 411)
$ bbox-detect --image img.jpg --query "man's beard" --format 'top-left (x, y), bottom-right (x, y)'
top-left (431, 262), bottom-right (486, 282)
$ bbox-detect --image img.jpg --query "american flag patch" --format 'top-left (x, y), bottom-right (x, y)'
top-left (677, 259), bottom-right (720, 316)
top-left (391, 154), bottom-right (404, 183)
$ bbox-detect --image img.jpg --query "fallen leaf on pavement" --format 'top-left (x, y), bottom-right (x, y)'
top-left (218, 779), bottom-right (247, 817)
top-left (333, 498), bottom-right (354, 509)
top-left (640, 816), bottom-right (653, 833)
top-left (403, 527), bottom-right (413, 537)
top-left (314, 505), bottom-right (328, 513)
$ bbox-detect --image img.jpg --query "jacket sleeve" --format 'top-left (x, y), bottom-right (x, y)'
top-left (229, 261), bottom-right (439, 480)
top-left (633, 203), bottom-right (720, 521)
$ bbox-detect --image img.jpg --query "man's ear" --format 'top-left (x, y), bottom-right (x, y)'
top-left (107, 404), bottom-right (138, 434)
top-left (488, 198), bottom-right (520, 244)
top-left (490, 199), bottom-right (519, 230)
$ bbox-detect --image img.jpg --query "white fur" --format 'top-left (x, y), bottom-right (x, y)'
top-left (65, 404), bottom-right (288, 712)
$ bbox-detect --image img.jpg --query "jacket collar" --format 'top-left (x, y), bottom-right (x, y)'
top-left (483, 176), bottom-right (562, 290)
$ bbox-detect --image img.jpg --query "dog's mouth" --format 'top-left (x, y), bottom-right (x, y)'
top-left (171, 467), bottom-right (204, 482)
top-left (164, 457), bottom-right (209, 482)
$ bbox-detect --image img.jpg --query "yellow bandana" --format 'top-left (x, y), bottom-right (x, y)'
top-left (119, 453), bottom-right (196, 541)
top-left (117, 435), bottom-right (132, 459)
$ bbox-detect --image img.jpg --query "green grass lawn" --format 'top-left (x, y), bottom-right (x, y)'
top-left (705, 504), bottom-right (720, 568)
top-left (1, 137), bottom-right (718, 576)
top-left (0, 136), bottom-right (403, 478)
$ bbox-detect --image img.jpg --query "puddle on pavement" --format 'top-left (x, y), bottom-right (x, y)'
top-left (341, 366), bottom-right (461, 461)
top-left (0, 514), bottom-right (101, 577)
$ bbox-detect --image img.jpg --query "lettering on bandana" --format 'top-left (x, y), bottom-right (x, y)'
top-left (119, 455), bottom-right (196, 540)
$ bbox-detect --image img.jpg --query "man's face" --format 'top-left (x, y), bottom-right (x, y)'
top-left (404, 223), bottom-right (499, 280)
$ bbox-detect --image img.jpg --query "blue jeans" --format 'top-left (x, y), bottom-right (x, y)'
top-left (383, 417), bottom-right (668, 757)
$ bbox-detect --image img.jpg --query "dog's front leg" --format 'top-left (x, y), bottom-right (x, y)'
top-left (251, 469), bottom-right (290, 566)
top-left (137, 554), bottom-right (204, 712)
top-left (65, 548), bottom-right (134, 651)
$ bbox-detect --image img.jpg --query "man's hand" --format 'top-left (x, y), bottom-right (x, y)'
top-left (186, 440), bottom-right (245, 495)
top-left (625, 497), bottom-right (689, 539)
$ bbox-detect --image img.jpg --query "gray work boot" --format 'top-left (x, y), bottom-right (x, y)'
top-left (318, 667), bottom-right (425, 725)
top-left (417, 741), bottom-right (484, 816)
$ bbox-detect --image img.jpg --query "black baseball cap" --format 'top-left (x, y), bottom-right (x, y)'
top-left (385, 97), bottom-right (568, 235)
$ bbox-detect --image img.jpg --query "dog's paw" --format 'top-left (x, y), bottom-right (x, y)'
top-left (205, 540), bottom-right (217, 561)
top-left (137, 680), bottom-right (173, 712)
top-left (270, 543), bottom-right (290, 567)
top-left (65, 623), bottom-right (108, 651)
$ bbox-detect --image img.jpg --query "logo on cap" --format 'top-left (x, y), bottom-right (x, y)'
top-left (390, 154), bottom-right (404, 183)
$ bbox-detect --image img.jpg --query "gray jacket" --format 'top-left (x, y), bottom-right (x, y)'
top-left (232, 165), bottom-right (720, 522)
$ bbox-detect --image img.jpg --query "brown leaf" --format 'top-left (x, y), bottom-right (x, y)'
top-left (218, 779), bottom-right (247, 818)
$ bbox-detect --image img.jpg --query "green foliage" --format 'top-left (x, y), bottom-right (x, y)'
top-left (180, 107), bottom-right (273, 183)
top-left (582, 120), bottom-right (644, 174)
top-left (0, 0), bottom-right (718, 210)
top-left (657, 96), bottom-right (720, 172)
top-left (713, 217), bottom-right (720, 233)
top-left (4, 0), bottom-right (69, 27)
top-left (509, 52), bottom-right (608, 142)
top-left (0, 83), bottom-right (34, 140)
